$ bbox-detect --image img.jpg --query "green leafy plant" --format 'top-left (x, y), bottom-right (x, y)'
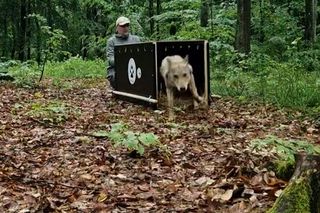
top-left (212, 52), bottom-right (320, 109)
top-left (44, 57), bottom-right (105, 79)
top-left (6, 60), bottom-right (39, 88)
top-left (251, 135), bottom-right (320, 159)
top-left (93, 122), bottom-right (169, 157)
top-left (8, 58), bottom-right (104, 88)
top-left (250, 135), bottom-right (320, 178)
top-left (26, 100), bottom-right (80, 124)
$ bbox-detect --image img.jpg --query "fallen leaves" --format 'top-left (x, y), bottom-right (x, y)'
top-left (0, 80), bottom-right (318, 212)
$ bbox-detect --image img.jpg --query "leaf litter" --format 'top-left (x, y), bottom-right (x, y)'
top-left (0, 80), bottom-right (319, 212)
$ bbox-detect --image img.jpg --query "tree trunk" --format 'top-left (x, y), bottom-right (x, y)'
top-left (47, 0), bottom-right (53, 28)
top-left (210, 0), bottom-right (214, 39)
top-left (305, 0), bottom-right (317, 44)
top-left (26, 0), bottom-right (31, 60)
top-left (200, 0), bottom-right (209, 27)
top-left (268, 153), bottom-right (320, 213)
top-left (11, 4), bottom-right (18, 59)
top-left (148, 0), bottom-right (154, 34)
top-left (18, 0), bottom-right (27, 61)
top-left (258, 0), bottom-right (265, 42)
top-left (2, 8), bottom-right (8, 58)
top-left (156, 0), bottom-right (161, 39)
top-left (235, 0), bottom-right (251, 54)
top-left (34, 15), bottom-right (42, 66)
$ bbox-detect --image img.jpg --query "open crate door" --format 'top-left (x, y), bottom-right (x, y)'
top-left (112, 42), bottom-right (158, 108)
top-left (156, 40), bottom-right (210, 105)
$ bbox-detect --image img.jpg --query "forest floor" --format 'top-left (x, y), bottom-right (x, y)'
top-left (0, 79), bottom-right (319, 213)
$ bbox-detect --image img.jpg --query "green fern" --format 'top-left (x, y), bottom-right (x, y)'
top-left (94, 122), bottom-right (168, 156)
top-left (250, 135), bottom-right (320, 178)
top-left (251, 135), bottom-right (320, 158)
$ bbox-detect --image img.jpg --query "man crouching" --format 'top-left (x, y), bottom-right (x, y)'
top-left (160, 55), bottom-right (205, 120)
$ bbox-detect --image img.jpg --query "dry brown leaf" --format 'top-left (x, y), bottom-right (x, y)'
top-left (80, 173), bottom-right (93, 180)
top-left (221, 189), bottom-right (233, 201)
top-left (251, 174), bottom-right (263, 186)
top-left (181, 188), bottom-right (201, 202)
top-left (136, 189), bottom-right (158, 200)
top-left (195, 176), bottom-right (215, 186)
top-left (97, 191), bottom-right (108, 202)
top-left (1, 81), bottom-right (315, 212)
top-left (274, 189), bottom-right (283, 197)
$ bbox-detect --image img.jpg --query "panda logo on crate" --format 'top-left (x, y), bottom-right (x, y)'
top-left (128, 58), bottom-right (142, 85)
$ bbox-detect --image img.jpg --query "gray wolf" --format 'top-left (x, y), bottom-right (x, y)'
top-left (160, 55), bottom-right (204, 120)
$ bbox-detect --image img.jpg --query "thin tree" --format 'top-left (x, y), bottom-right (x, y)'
top-left (305, 0), bottom-right (317, 44)
top-left (148, 0), bottom-right (154, 34)
top-left (18, 0), bottom-right (27, 61)
top-left (235, 0), bottom-right (251, 54)
top-left (258, 0), bottom-right (265, 42)
top-left (200, 0), bottom-right (209, 27)
top-left (1, 0), bottom-right (10, 58)
top-left (156, 0), bottom-right (161, 39)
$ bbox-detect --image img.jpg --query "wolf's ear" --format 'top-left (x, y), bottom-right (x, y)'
top-left (184, 55), bottom-right (189, 62)
top-left (166, 57), bottom-right (171, 66)
top-left (188, 64), bottom-right (193, 74)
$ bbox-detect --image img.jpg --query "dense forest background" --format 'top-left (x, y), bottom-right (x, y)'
top-left (1, 2), bottom-right (320, 211)
top-left (1, 0), bottom-right (320, 111)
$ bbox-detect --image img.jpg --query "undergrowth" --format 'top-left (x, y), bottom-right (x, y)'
top-left (6, 57), bottom-right (105, 88)
top-left (250, 135), bottom-right (320, 179)
top-left (92, 122), bottom-right (170, 158)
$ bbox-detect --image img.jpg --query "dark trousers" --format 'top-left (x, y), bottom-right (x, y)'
top-left (107, 68), bottom-right (115, 89)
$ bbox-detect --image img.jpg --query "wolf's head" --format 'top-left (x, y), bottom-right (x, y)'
top-left (166, 55), bottom-right (192, 92)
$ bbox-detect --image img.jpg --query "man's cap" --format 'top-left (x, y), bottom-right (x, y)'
top-left (116, 16), bottom-right (130, 26)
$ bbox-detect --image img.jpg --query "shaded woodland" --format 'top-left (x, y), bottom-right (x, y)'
top-left (1, 0), bottom-right (320, 212)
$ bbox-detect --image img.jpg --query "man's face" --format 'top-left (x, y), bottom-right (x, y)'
top-left (117, 24), bottom-right (130, 35)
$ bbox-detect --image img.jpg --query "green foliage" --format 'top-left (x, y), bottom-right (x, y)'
top-left (8, 58), bottom-right (104, 85)
top-left (252, 3), bottom-right (302, 43)
top-left (174, 21), bottom-right (211, 40)
top-left (151, 0), bottom-right (201, 40)
top-left (250, 135), bottom-right (320, 178)
top-left (288, 46), bottom-right (320, 72)
top-left (209, 1), bottom-right (320, 111)
top-left (26, 100), bottom-right (81, 125)
top-left (28, 13), bottom-right (71, 62)
top-left (44, 28), bottom-right (71, 61)
top-left (212, 51), bottom-right (320, 109)
top-left (0, 60), bottom-right (18, 73)
top-left (208, 4), bottom-right (237, 67)
top-left (108, 123), bottom-right (160, 156)
top-left (262, 36), bottom-right (287, 60)
top-left (93, 122), bottom-right (169, 157)
top-left (81, 35), bottom-right (107, 59)
top-left (44, 57), bottom-right (105, 79)
top-left (7, 61), bottom-right (40, 88)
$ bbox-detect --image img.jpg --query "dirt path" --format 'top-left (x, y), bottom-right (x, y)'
top-left (0, 80), bottom-right (318, 212)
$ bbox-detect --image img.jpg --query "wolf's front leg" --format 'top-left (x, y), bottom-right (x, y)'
top-left (189, 75), bottom-right (204, 102)
top-left (166, 88), bottom-right (175, 121)
top-left (189, 75), bottom-right (209, 109)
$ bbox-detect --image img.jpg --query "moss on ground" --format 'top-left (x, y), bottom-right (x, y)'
top-left (267, 177), bottom-right (311, 213)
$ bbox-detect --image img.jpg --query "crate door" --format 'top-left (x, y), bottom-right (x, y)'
top-left (113, 42), bottom-right (158, 107)
top-left (156, 40), bottom-right (210, 105)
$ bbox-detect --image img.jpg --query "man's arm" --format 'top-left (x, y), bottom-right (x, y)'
top-left (106, 38), bottom-right (115, 67)
top-left (135, 35), bottom-right (142, 42)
